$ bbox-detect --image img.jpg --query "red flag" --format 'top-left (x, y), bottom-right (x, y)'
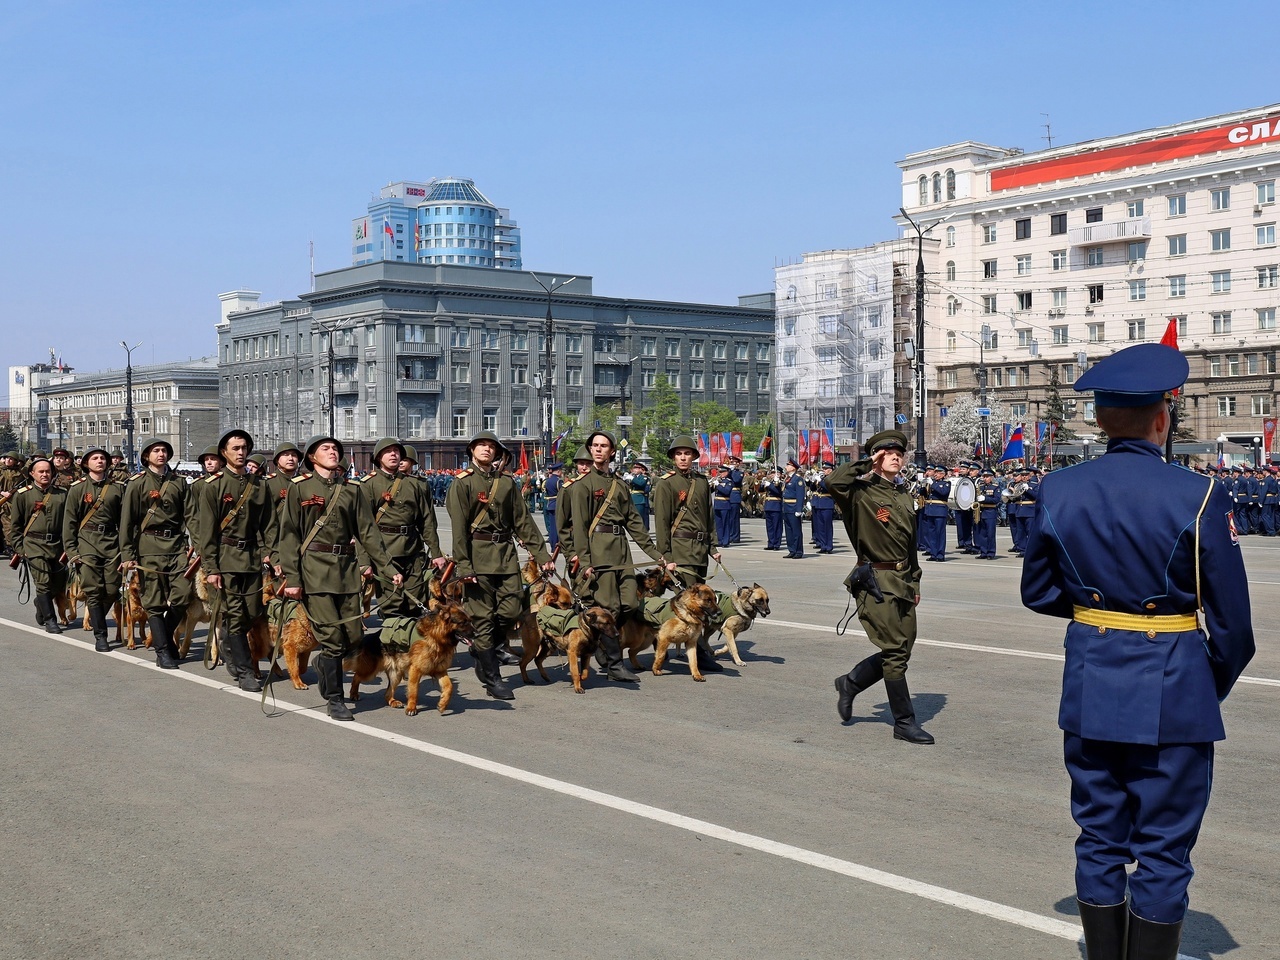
top-left (808, 429), bottom-right (822, 464)
top-left (520, 444), bottom-right (529, 473)
top-left (730, 431), bottom-right (743, 458)
top-left (1161, 318), bottom-right (1181, 397)
top-left (798, 431), bottom-right (810, 466)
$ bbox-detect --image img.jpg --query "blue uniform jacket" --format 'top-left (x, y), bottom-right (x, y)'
top-left (1021, 438), bottom-right (1254, 745)
top-left (922, 479), bottom-right (951, 518)
top-left (729, 468), bottom-right (743, 504)
top-left (763, 479), bottom-right (783, 513)
top-left (782, 473), bottom-right (807, 513)
top-left (810, 476), bottom-right (834, 511)
top-left (543, 473), bottom-right (560, 508)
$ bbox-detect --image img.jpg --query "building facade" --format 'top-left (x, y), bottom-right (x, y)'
top-left (6, 360), bottom-right (73, 452)
top-left (899, 103), bottom-right (1280, 451)
top-left (352, 177), bottom-right (522, 270)
top-left (217, 262), bottom-right (773, 467)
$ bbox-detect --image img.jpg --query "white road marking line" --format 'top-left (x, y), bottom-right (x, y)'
top-left (3, 617), bottom-right (1211, 959)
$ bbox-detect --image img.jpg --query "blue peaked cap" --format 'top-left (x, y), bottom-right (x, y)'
top-left (1073, 343), bottom-right (1188, 408)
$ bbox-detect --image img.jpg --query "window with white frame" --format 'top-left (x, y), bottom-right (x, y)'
top-left (1211, 270), bottom-right (1232, 293)
top-left (1087, 246), bottom-right (1104, 267)
top-left (1088, 322), bottom-right (1106, 342)
top-left (1212, 311), bottom-right (1232, 334)
top-left (1258, 224), bottom-right (1276, 246)
top-left (1051, 249), bottom-right (1067, 270)
top-left (1211, 229), bottom-right (1231, 252)
top-left (757, 372), bottom-right (769, 391)
top-left (1259, 307), bottom-right (1277, 331)
top-left (481, 363), bottom-right (500, 384)
top-left (1169, 275), bottom-right (1186, 298)
top-left (1127, 319), bottom-right (1146, 340)
top-left (1259, 265), bottom-right (1279, 289)
top-left (1017, 328), bottom-right (1033, 347)
top-left (983, 259), bottom-right (998, 279)
top-left (946, 261), bottom-right (956, 281)
top-left (945, 225), bottom-right (955, 247)
top-left (641, 337), bottom-right (656, 356)
top-left (452, 410), bottom-right (468, 437)
top-left (946, 296), bottom-right (959, 316)
top-left (1127, 199), bottom-right (1144, 218)
top-left (565, 334), bottom-right (583, 353)
top-left (1128, 241), bottom-right (1147, 262)
top-left (1016, 254), bottom-right (1032, 275)
top-left (818, 315), bottom-right (838, 335)
top-left (1052, 325), bottom-right (1069, 344)
top-left (450, 362), bottom-right (470, 383)
top-left (1211, 187), bottom-right (1231, 211)
top-left (689, 371), bottom-right (703, 390)
top-left (1052, 288), bottom-right (1068, 307)
top-left (944, 370), bottom-right (958, 388)
top-left (1258, 181), bottom-right (1276, 205)
top-left (565, 367), bottom-right (582, 386)
top-left (1218, 396), bottom-right (1236, 417)
top-left (982, 295), bottom-right (997, 314)
top-left (1253, 395), bottom-right (1272, 416)
top-left (735, 372), bottom-right (747, 390)
top-left (1168, 234), bottom-right (1187, 256)
top-left (482, 408), bottom-right (497, 432)
top-left (1128, 280), bottom-right (1146, 301)
top-left (665, 339), bottom-right (680, 357)
top-left (1016, 291), bottom-right (1033, 310)
top-left (983, 224), bottom-right (997, 243)
top-left (1168, 194), bottom-right (1187, 217)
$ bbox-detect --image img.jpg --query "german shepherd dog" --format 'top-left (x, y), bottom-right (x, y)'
top-left (650, 584), bottom-right (722, 682)
top-left (519, 605), bottom-right (619, 694)
top-left (344, 602), bottom-right (474, 715)
top-left (707, 584), bottom-right (771, 666)
top-left (259, 571), bottom-right (321, 690)
top-left (121, 569), bottom-right (150, 650)
top-left (57, 578), bottom-right (81, 627)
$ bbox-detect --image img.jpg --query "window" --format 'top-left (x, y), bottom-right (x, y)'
top-left (641, 371), bottom-right (655, 388)
top-left (990, 368), bottom-right (1003, 387)
top-left (1245, 353), bottom-right (1260, 375)
top-left (945, 225), bottom-right (955, 247)
top-left (1016, 328), bottom-right (1033, 347)
top-left (1211, 187), bottom-right (1230, 211)
top-left (735, 343), bottom-right (748, 360)
top-left (943, 370), bottom-right (958, 388)
top-left (983, 259), bottom-right (998, 279)
top-left (1211, 270), bottom-right (1232, 293)
top-left (1083, 401), bottom-right (1096, 422)
top-left (1212, 312), bottom-right (1232, 334)
top-left (1127, 241), bottom-right (1147, 262)
top-left (1258, 224), bottom-right (1276, 246)
top-left (565, 367), bottom-right (583, 386)
top-left (1259, 266), bottom-right (1279, 289)
top-left (1051, 249), bottom-right (1067, 271)
top-left (783, 317), bottom-right (796, 336)
top-left (1128, 280), bottom-right (1146, 301)
top-left (983, 225), bottom-right (997, 243)
top-left (946, 261), bottom-right (956, 281)
top-left (452, 410), bottom-right (468, 437)
top-left (818, 315), bottom-right (838, 335)
top-left (1016, 254), bottom-right (1032, 275)
top-left (946, 169), bottom-right (956, 200)
top-left (1168, 194), bottom-right (1186, 217)
top-left (366, 362), bottom-right (377, 383)
top-left (982, 295), bottom-right (997, 314)
top-left (1259, 308), bottom-right (1277, 331)
top-left (480, 363), bottom-right (500, 384)
top-left (1088, 322), bottom-right (1106, 343)
top-left (689, 371), bottom-right (703, 390)
top-left (1175, 316), bottom-right (1188, 337)
top-left (1127, 319), bottom-right (1146, 340)
top-left (1218, 396), bottom-right (1237, 417)
top-left (822, 283), bottom-right (838, 299)
top-left (1052, 325), bottom-right (1069, 345)
top-left (687, 341), bottom-right (703, 359)
top-left (1052, 288), bottom-right (1068, 307)
top-left (512, 407), bottom-right (527, 433)
top-left (1088, 284), bottom-right (1104, 304)
top-left (782, 349), bottom-right (797, 368)
top-left (1087, 246), bottom-right (1105, 267)
top-left (1060, 363), bottom-right (1076, 382)
top-left (1050, 213), bottom-right (1067, 235)
top-left (1127, 199), bottom-right (1144, 218)
top-left (946, 330), bottom-right (957, 352)
top-left (932, 172), bottom-right (942, 203)
top-left (666, 371), bottom-right (680, 388)
top-left (480, 408), bottom-right (497, 432)
top-left (1085, 207), bottom-right (1103, 223)
top-left (641, 337), bottom-right (656, 357)
top-left (1259, 181), bottom-right (1276, 205)
top-left (1211, 228), bottom-right (1231, 252)
top-left (665, 339), bottom-right (680, 357)
top-left (982, 329), bottom-right (999, 350)
top-left (510, 364), bottom-right (528, 384)
top-left (946, 296), bottom-right (959, 317)
top-left (918, 176), bottom-right (927, 205)
top-left (451, 328), bottom-right (470, 348)
top-left (735, 372), bottom-right (747, 390)
top-left (1015, 218), bottom-right (1031, 240)
top-left (757, 372), bottom-right (769, 391)
top-left (1016, 291), bottom-right (1033, 310)
top-left (817, 345), bottom-right (838, 363)
top-left (479, 330), bottom-right (499, 349)
top-left (711, 341), bottom-right (726, 359)
top-left (564, 334), bottom-right (583, 353)
top-left (1209, 356), bottom-right (1222, 377)
top-left (1254, 395), bottom-right (1272, 416)
top-left (755, 343), bottom-right (769, 361)
top-left (1168, 234), bottom-right (1187, 256)
top-left (1169, 275), bottom-right (1186, 297)
top-left (450, 362), bottom-right (470, 383)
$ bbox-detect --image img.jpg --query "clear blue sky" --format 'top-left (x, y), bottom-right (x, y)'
top-left (1, 0), bottom-right (1274, 375)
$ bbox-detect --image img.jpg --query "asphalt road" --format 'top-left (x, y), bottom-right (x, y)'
top-left (1, 516), bottom-right (1275, 960)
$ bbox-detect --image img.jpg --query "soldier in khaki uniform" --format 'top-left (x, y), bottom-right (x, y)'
top-left (51, 447), bottom-right (79, 490)
top-left (356, 437), bottom-right (445, 619)
top-left (568, 430), bottom-right (669, 682)
top-left (108, 449), bottom-right (131, 484)
top-left (10, 456), bottom-right (68, 633)
top-left (555, 446), bottom-right (592, 557)
top-left (120, 437), bottom-right (196, 669)
top-left (447, 431), bottom-right (553, 701)
top-left (63, 447), bottom-right (125, 650)
top-left (278, 435), bottom-right (399, 720)
top-left (196, 429), bottom-right (278, 691)
top-left (0, 450), bottom-right (24, 556)
top-left (652, 434), bottom-right (724, 672)
top-left (263, 440), bottom-right (304, 564)
top-left (828, 429), bottom-right (932, 744)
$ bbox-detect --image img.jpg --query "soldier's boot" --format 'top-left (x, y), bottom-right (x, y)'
top-left (33, 594), bottom-right (49, 627)
top-left (1125, 912), bottom-right (1183, 960)
top-left (1077, 901), bottom-right (1127, 960)
top-left (492, 628), bottom-right (521, 666)
top-left (225, 632), bottom-right (262, 692)
top-left (149, 615), bottom-right (179, 669)
top-left (37, 595), bottom-right (63, 634)
top-left (163, 606), bottom-right (184, 663)
top-left (89, 604), bottom-right (111, 651)
top-left (884, 676), bottom-right (934, 744)
top-left (695, 634), bottom-right (724, 673)
top-left (834, 654), bottom-right (885, 722)
top-left (318, 654), bottom-right (353, 720)
top-left (598, 629), bottom-right (639, 683)
top-left (473, 647), bottom-right (514, 700)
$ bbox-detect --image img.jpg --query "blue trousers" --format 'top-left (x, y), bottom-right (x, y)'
top-left (955, 509), bottom-right (974, 550)
top-left (730, 502), bottom-right (742, 542)
top-left (975, 507), bottom-right (998, 557)
top-left (543, 509), bottom-right (559, 550)
top-left (783, 511), bottom-right (803, 557)
top-left (764, 509), bottom-right (782, 549)
top-left (922, 513), bottom-right (946, 560)
top-left (714, 504), bottom-right (732, 546)
top-left (1065, 734), bottom-right (1212, 923)
top-left (811, 508), bottom-right (833, 552)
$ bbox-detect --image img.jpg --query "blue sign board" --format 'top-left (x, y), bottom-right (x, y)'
top-left (939, 407), bottom-right (948, 418)
top-left (847, 418), bottom-right (856, 429)
top-left (977, 407), bottom-right (991, 417)
top-left (895, 414), bottom-right (908, 424)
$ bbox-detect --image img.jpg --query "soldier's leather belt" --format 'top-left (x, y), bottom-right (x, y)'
top-left (471, 531), bottom-right (511, 543)
top-left (1072, 606), bottom-right (1197, 634)
top-left (765, 497), bottom-right (781, 502)
top-left (591, 523), bottom-right (624, 535)
top-left (378, 524), bottom-right (416, 536)
top-left (305, 542), bottom-right (355, 555)
top-left (81, 523), bottom-right (115, 534)
top-left (672, 531), bottom-right (708, 542)
top-left (861, 559), bottom-right (908, 571)
top-left (811, 493), bottom-right (831, 499)
top-left (979, 504), bottom-right (999, 509)
top-left (783, 498), bottom-right (798, 503)
top-left (144, 527), bottom-right (181, 539)
top-left (220, 536), bottom-right (257, 550)
top-left (714, 496), bottom-right (731, 501)
top-left (35, 532), bottom-right (61, 543)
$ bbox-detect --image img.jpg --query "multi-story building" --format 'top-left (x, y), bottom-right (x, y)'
top-left (32, 358), bottom-right (220, 463)
top-left (352, 177), bottom-right (522, 270)
top-left (6, 360), bottom-right (73, 452)
top-left (774, 239), bottom-right (930, 454)
top-left (217, 262), bottom-right (773, 467)
top-left (898, 102), bottom-right (1280, 450)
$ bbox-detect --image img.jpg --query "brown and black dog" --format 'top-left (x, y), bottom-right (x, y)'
top-left (344, 602), bottom-right (474, 715)
top-left (707, 584), bottom-right (771, 666)
top-left (120, 571), bottom-right (150, 650)
top-left (258, 572), bottom-right (321, 690)
top-left (520, 604), bottom-right (618, 694)
top-left (57, 578), bottom-right (81, 627)
top-left (650, 584), bottom-right (722, 682)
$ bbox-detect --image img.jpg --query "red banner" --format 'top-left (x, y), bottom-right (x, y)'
top-left (730, 431), bottom-right (743, 459)
top-left (798, 431), bottom-right (809, 466)
top-left (1264, 417), bottom-right (1277, 458)
top-left (808, 430), bottom-right (822, 465)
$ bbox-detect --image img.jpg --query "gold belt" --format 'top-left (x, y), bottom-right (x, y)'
top-left (1072, 606), bottom-right (1197, 635)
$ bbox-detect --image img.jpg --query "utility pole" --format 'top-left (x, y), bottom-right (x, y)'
top-left (120, 340), bottom-right (142, 470)
top-left (529, 274), bottom-right (576, 463)
top-left (899, 208), bottom-right (929, 470)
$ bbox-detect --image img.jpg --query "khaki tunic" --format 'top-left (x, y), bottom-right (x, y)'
top-left (652, 468), bottom-right (717, 583)
top-left (63, 476), bottom-right (124, 608)
top-left (356, 468), bottom-right (443, 617)
top-left (567, 467), bottom-right (662, 618)
top-left (11, 483), bottom-right (68, 596)
top-left (196, 470), bottom-right (278, 634)
top-left (119, 468), bottom-right (195, 615)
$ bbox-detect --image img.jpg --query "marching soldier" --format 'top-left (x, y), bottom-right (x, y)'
top-left (278, 435), bottom-right (400, 720)
top-left (712, 465), bottom-right (733, 546)
top-left (973, 469), bottom-right (1000, 559)
top-left (810, 460), bottom-right (836, 554)
top-left (264, 440), bottom-right (304, 513)
top-left (198, 445), bottom-right (225, 478)
top-left (51, 447), bottom-right (79, 490)
top-left (446, 431), bottom-right (553, 702)
top-left (196, 430), bottom-right (278, 692)
top-left (245, 452), bottom-right (268, 476)
top-left (727, 454), bottom-right (745, 543)
top-left (542, 462), bottom-right (563, 550)
top-left (0, 450), bottom-right (23, 556)
top-left (10, 456), bottom-right (69, 633)
top-left (955, 461), bottom-right (980, 553)
top-left (556, 447), bottom-right (593, 555)
top-left (782, 457), bottom-right (806, 559)
top-left (63, 447), bottom-right (124, 650)
top-left (120, 437), bottom-right (196, 670)
top-left (108, 448), bottom-right (131, 483)
top-left (356, 437), bottom-right (446, 620)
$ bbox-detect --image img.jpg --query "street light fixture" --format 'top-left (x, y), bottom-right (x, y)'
top-left (529, 273), bottom-right (577, 464)
top-left (899, 207), bottom-right (955, 470)
top-left (120, 340), bottom-right (142, 470)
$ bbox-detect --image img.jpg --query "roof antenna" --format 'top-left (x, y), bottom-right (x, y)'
top-left (1042, 113), bottom-right (1054, 148)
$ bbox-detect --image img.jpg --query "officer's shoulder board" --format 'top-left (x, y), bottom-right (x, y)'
top-left (352, 474), bottom-right (369, 484)
top-left (291, 474), bottom-right (310, 484)
top-left (70, 478), bottom-right (85, 488)
top-left (15, 484), bottom-right (31, 494)
top-left (202, 471), bottom-right (223, 483)
top-left (456, 469), bottom-right (474, 479)
top-left (659, 471), bottom-right (675, 480)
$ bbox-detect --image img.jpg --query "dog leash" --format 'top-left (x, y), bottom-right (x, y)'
top-left (15, 556), bottom-right (31, 605)
top-left (713, 557), bottom-right (740, 590)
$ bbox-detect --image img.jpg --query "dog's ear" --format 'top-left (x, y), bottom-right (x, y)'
top-left (753, 582), bottom-right (761, 590)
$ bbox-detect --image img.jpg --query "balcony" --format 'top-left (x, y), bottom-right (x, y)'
top-left (594, 382), bottom-right (623, 399)
top-left (594, 352), bottom-right (629, 365)
top-left (1068, 217), bottom-right (1151, 246)
top-left (329, 342), bottom-right (360, 358)
top-left (396, 341), bottom-right (442, 356)
top-left (332, 377), bottom-right (360, 394)
top-left (396, 378), bottom-right (442, 393)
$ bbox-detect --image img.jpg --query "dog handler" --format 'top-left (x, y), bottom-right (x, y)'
top-left (1020, 343), bottom-right (1254, 960)
top-left (827, 429), bottom-right (932, 745)
top-left (10, 456), bottom-right (68, 634)
top-left (63, 447), bottom-right (125, 651)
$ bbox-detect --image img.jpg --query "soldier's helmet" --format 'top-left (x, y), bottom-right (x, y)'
top-left (402, 444), bottom-right (418, 465)
top-left (371, 437), bottom-right (406, 465)
top-left (302, 434), bottom-right (344, 465)
top-left (467, 431), bottom-right (510, 457)
top-left (78, 447), bottom-right (110, 468)
top-left (585, 429), bottom-right (617, 450)
top-left (571, 445), bottom-right (591, 463)
top-left (667, 434), bottom-right (699, 457)
top-left (217, 429), bottom-right (254, 454)
top-left (139, 437), bottom-right (173, 460)
top-left (272, 440), bottom-right (303, 463)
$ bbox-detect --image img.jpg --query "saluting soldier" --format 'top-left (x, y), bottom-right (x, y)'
top-left (63, 447), bottom-right (124, 650)
top-left (51, 447), bottom-right (79, 490)
top-left (447, 431), bottom-right (553, 702)
top-left (356, 437), bottom-right (445, 619)
top-left (119, 437), bottom-right (196, 669)
top-left (568, 430), bottom-right (668, 682)
top-left (10, 456), bottom-right (69, 633)
top-left (278, 435), bottom-right (399, 720)
top-left (196, 429), bottom-right (278, 691)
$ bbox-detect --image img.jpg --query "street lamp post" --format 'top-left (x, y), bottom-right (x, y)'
top-left (898, 208), bottom-right (953, 470)
top-left (529, 274), bottom-right (577, 463)
top-left (120, 340), bottom-right (142, 470)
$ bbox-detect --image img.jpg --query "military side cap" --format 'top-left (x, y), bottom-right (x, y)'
top-left (467, 431), bottom-right (509, 456)
top-left (1074, 343), bottom-right (1188, 408)
top-left (218, 429), bottom-right (254, 454)
top-left (668, 434), bottom-right (699, 457)
top-left (572, 445), bottom-right (591, 462)
top-left (866, 429), bottom-right (909, 453)
top-left (139, 437), bottom-right (173, 459)
top-left (78, 446), bottom-right (110, 467)
top-left (372, 437), bottom-right (406, 463)
top-left (303, 434), bottom-right (344, 463)
top-left (586, 429), bottom-right (617, 450)
top-left (402, 444), bottom-right (418, 464)
top-left (272, 440), bottom-right (303, 462)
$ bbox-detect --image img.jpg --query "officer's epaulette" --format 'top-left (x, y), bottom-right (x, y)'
top-left (659, 471), bottom-right (675, 480)
top-left (265, 472), bottom-right (277, 480)
top-left (70, 478), bottom-right (85, 487)
top-left (352, 475), bottom-right (370, 483)
top-left (457, 469), bottom-right (474, 478)
top-left (202, 471), bottom-right (223, 483)
top-left (561, 474), bottom-right (580, 487)
top-left (15, 484), bottom-right (31, 494)
top-left (291, 473), bottom-right (310, 484)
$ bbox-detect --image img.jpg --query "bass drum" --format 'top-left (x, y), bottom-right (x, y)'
top-left (947, 476), bottom-right (977, 511)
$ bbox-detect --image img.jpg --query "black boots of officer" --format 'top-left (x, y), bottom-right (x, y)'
top-left (223, 632), bottom-right (262, 692)
top-left (88, 604), bottom-right (110, 651)
top-left (885, 677), bottom-right (934, 744)
top-left (35, 595), bottom-right (62, 634)
top-left (1078, 901), bottom-right (1127, 960)
top-left (492, 634), bottom-right (521, 666)
top-left (148, 615), bottom-right (179, 669)
top-left (835, 654), bottom-right (885, 721)
top-left (315, 653), bottom-right (353, 720)
top-left (598, 624), bottom-right (639, 682)
top-left (472, 646), bottom-right (514, 700)
top-left (695, 635), bottom-right (724, 673)
top-left (1126, 911), bottom-right (1183, 960)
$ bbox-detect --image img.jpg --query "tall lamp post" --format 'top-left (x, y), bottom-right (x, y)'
top-left (898, 208), bottom-right (954, 470)
top-left (529, 273), bottom-right (577, 463)
top-left (120, 340), bottom-right (142, 470)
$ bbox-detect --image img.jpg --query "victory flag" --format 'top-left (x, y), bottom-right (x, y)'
top-left (731, 431), bottom-right (743, 459)
top-left (698, 432), bottom-right (710, 465)
top-left (808, 429), bottom-right (822, 465)
top-left (798, 431), bottom-right (810, 466)
top-left (519, 444), bottom-right (529, 473)
top-left (819, 428), bottom-right (834, 463)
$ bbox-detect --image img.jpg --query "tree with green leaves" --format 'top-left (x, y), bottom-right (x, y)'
top-left (0, 423), bottom-right (18, 454)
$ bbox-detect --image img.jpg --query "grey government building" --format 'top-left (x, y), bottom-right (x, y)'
top-left (217, 262), bottom-right (774, 467)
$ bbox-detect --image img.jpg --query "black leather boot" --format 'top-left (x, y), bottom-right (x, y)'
top-left (225, 633), bottom-right (262, 692)
top-left (1078, 900), bottom-right (1127, 960)
top-left (695, 635), bottom-right (724, 672)
top-left (162, 606), bottom-right (184, 663)
top-left (1126, 912), bottom-right (1183, 960)
top-left (38, 595), bottom-right (63, 634)
top-left (598, 630), bottom-right (639, 682)
top-left (475, 647), bottom-right (515, 700)
top-left (319, 654), bottom-right (353, 720)
top-left (90, 605), bottom-right (110, 651)
top-left (835, 654), bottom-right (884, 722)
top-left (884, 676), bottom-right (934, 744)
top-left (33, 594), bottom-right (49, 627)
top-left (492, 630), bottom-right (521, 666)
top-left (149, 615), bottom-right (179, 669)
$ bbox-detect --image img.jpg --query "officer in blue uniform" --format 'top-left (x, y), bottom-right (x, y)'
top-left (1247, 465), bottom-right (1263, 534)
top-left (712, 465), bottom-right (733, 546)
top-left (809, 460), bottom-right (836, 553)
top-left (1021, 343), bottom-right (1254, 960)
top-left (782, 457), bottom-right (806, 559)
top-left (1262, 465), bottom-right (1279, 535)
top-left (921, 466), bottom-right (952, 561)
top-left (629, 461), bottom-right (652, 531)
top-left (973, 469), bottom-right (1000, 559)
top-left (727, 455), bottom-right (744, 543)
top-left (1230, 466), bottom-right (1250, 533)
top-left (955, 461), bottom-right (978, 553)
top-left (762, 468), bottom-right (784, 550)
top-left (542, 462), bottom-right (562, 550)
